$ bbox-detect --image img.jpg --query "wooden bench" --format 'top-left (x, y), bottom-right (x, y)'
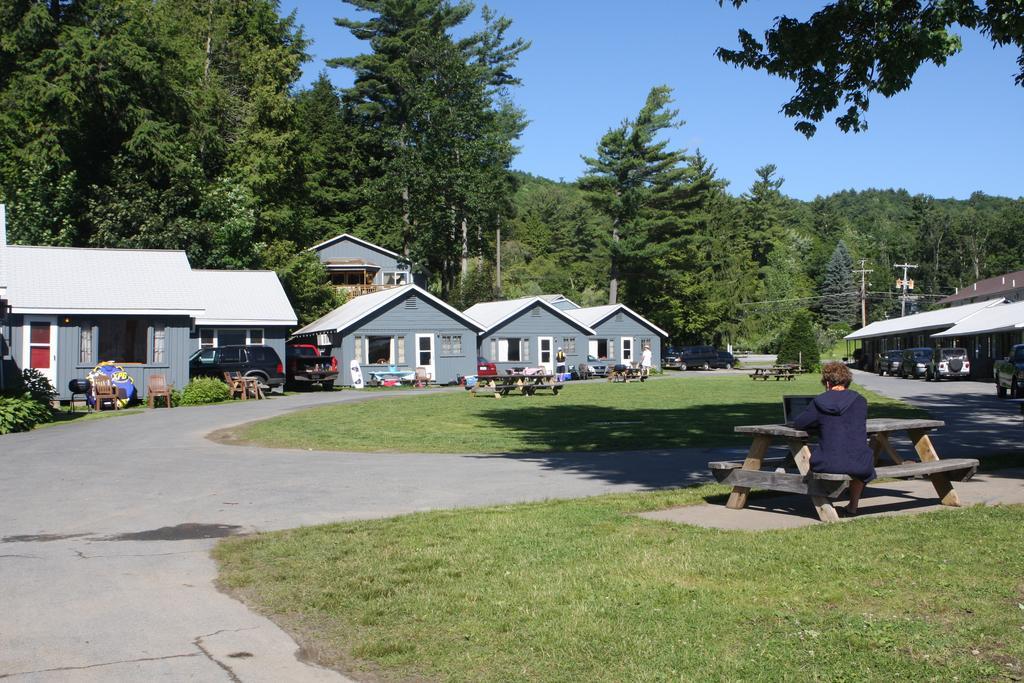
top-left (709, 458), bottom-right (979, 500)
top-left (609, 366), bottom-right (646, 383)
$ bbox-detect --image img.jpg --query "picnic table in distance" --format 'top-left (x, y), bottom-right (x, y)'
top-left (609, 364), bottom-right (648, 383)
top-left (471, 370), bottom-right (564, 398)
top-left (748, 366), bottom-right (797, 381)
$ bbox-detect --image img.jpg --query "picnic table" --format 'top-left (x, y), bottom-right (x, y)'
top-left (748, 366), bottom-right (797, 381)
top-left (366, 369), bottom-right (415, 386)
top-left (709, 418), bottom-right (979, 523)
top-left (609, 365), bottom-right (647, 383)
top-left (471, 372), bottom-right (564, 398)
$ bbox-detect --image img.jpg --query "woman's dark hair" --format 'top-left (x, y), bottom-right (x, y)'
top-left (821, 361), bottom-right (853, 388)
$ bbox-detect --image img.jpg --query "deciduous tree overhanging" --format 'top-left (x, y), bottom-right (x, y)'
top-left (716, 0), bottom-right (1024, 136)
top-left (0, 1), bottom-right (1022, 348)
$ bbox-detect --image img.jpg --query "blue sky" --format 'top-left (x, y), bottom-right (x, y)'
top-left (280, 1), bottom-right (1024, 201)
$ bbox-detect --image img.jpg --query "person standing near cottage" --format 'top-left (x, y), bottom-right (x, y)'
top-left (555, 347), bottom-right (567, 377)
top-left (640, 344), bottom-right (652, 376)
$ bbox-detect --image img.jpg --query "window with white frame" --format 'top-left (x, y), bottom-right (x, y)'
top-left (562, 337), bottom-right (576, 354)
top-left (97, 318), bottom-right (147, 363)
top-left (440, 334), bottom-right (463, 356)
top-left (595, 338), bottom-right (615, 360)
top-left (79, 324), bottom-right (93, 364)
top-left (198, 328), bottom-right (265, 348)
top-left (384, 271), bottom-right (408, 286)
top-left (622, 338), bottom-right (633, 362)
top-left (497, 337), bottom-right (530, 363)
top-left (363, 335), bottom-right (406, 365)
top-left (153, 322), bottom-right (167, 364)
top-left (640, 338), bottom-right (652, 355)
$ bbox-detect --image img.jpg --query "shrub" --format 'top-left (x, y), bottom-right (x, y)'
top-left (179, 377), bottom-right (232, 405)
top-left (0, 395), bottom-right (54, 434)
top-left (1, 368), bottom-right (57, 404)
top-left (777, 310), bottom-right (821, 371)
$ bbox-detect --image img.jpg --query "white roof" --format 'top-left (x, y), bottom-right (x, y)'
top-left (845, 299), bottom-right (1004, 340)
top-left (3, 245), bottom-right (204, 315)
top-left (932, 300), bottom-right (1024, 337)
top-left (308, 233), bottom-right (401, 259)
top-left (193, 270), bottom-right (296, 326)
top-left (565, 304), bottom-right (668, 337)
top-left (463, 296), bottom-right (595, 334)
top-left (292, 284), bottom-right (482, 336)
top-left (538, 294), bottom-right (581, 309)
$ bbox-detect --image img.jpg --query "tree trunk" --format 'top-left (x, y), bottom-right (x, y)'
top-left (609, 222), bottom-right (619, 304)
top-left (495, 221), bottom-right (502, 297)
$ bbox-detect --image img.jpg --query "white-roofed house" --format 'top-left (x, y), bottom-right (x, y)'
top-left (0, 245), bottom-right (205, 399)
top-left (564, 304), bottom-right (668, 369)
top-left (190, 270), bottom-right (297, 359)
top-left (291, 284), bottom-right (482, 385)
top-left (931, 300), bottom-right (1024, 378)
top-left (844, 298), bottom-right (1005, 377)
top-left (0, 243), bottom-right (297, 400)
top-left (309, 233), bottom-right (418, 298)
top-left (465, 297), bottom-right (595, 375)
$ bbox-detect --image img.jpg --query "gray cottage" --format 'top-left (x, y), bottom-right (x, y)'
top-left (0, 245), bottom-right (203, 399)
top-left (0, 242), bottom-right (295, 400)
top-left (309, 233), bottom-right (416, 297)
top-left (465, 297), bottom-right (595, 375)
top-left (190, 270), bottom-right (297, 360)
top-left (564, 304), bottom-right (667, 368)
top-left (291, 284), bottom-right (481, 385)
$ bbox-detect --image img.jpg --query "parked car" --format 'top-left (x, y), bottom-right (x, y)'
top-left (713, 350), bottom-right (736, 369)
top-left (663, 346), bottom-right (684, 370)
top-left (189, 344), bottom-right (285, 392)
top-left (994, 343), bottom-right (1024, 398)
top-left (925, 347), bottom-right (970, 381)
top-left (285, 343), bottom-right (338, 390)
top-left (898, 347), bottom-right (933, 379)
top-left (576, 354), bottom-right (609, 379)
top-left (676, 345), bottom-right (719, 371)
top-left (477, 356), bottom-right (498, 377)
top-left (877, 349), bottom-right (903, 376)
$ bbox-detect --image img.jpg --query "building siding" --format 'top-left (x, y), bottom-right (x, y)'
top-left (321, 291), bottom-right (476, 385)
top-left (48, 315), bottom-right (193, 400)
top-left (478, 304), bottom-right (591, 374)
top-left (588, 311), bottom-right (664, 368)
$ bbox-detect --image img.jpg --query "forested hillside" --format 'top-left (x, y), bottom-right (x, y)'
top-left (2, 1), bottom-right (1021, 347)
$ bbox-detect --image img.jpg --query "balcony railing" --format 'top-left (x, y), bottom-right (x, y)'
top-left (333, 283), bottom-right (404, 297)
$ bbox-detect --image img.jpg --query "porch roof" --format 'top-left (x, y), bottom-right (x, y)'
top-left (932, 300), bottom-right (1024, 337)
top-left (192, 270), bottom-right (297, 326)
top-left (844, 299), bottom-right (1003, 340)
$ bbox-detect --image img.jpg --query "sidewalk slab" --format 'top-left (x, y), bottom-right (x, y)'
top-left (640, 469), bottom-right (1024, 530)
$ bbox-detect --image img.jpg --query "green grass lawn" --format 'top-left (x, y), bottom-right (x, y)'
top-left (228, 374), bottom-right (925, 453)
top-left (215, 488), bottom-right (1024, 682)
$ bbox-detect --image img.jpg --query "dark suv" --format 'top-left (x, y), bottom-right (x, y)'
top-left (189, 345), bottom-right (285, 392)
top-left (898, 347), bottom-right (933, 379)
top-left (925, 347), bottom-right (970, 381)
top-left (877, 349), bottom-right (903, 376)
top-left (676, 345), bottom-right (719, 371)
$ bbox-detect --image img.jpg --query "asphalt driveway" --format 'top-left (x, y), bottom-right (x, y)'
top-left (0, 388), bottom-right (717, 681)
top-left (1, 372), bottom-right (1019, 681)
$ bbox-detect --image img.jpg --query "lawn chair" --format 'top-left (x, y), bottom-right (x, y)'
top-left (414, 366), bottom-right (431, 387)
top-left (92, 374), bottom-right (119, 411)
top-left (223, 371), bottom-right (247, 400)
top-left (147, 374), bottom-right (173, 409)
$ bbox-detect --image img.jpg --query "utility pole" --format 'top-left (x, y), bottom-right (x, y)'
top-left (853, 259), bottom-right (873, 327)
top-left (894, 263), bottom-right (918, 317)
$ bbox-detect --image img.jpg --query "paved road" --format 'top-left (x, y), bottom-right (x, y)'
top-left (2, 372), bottom-right (1019, 681)
top-left (0, 388), bottom-right (719, 681)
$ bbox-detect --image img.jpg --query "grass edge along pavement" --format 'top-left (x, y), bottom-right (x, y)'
top-left (225, 374), bottom-right (925, 453)
top-left (215, 486), bottom-right (1024, 682)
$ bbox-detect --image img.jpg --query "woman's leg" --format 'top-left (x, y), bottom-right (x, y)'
top-left (847, 479), bottom-right (866, 513)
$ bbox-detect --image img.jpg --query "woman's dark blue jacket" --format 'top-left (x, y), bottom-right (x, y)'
top-left (793, 389), bottom-right (876, 483)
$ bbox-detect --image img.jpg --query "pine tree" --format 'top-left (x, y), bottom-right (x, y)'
top-left (777, 310), bottom-right (820, 370)
top-left (820, 240), bottom-right (857, 326)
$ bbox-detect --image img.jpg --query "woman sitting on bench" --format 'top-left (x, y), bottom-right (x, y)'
top-left (793, 362), bottom-right (876, 517)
